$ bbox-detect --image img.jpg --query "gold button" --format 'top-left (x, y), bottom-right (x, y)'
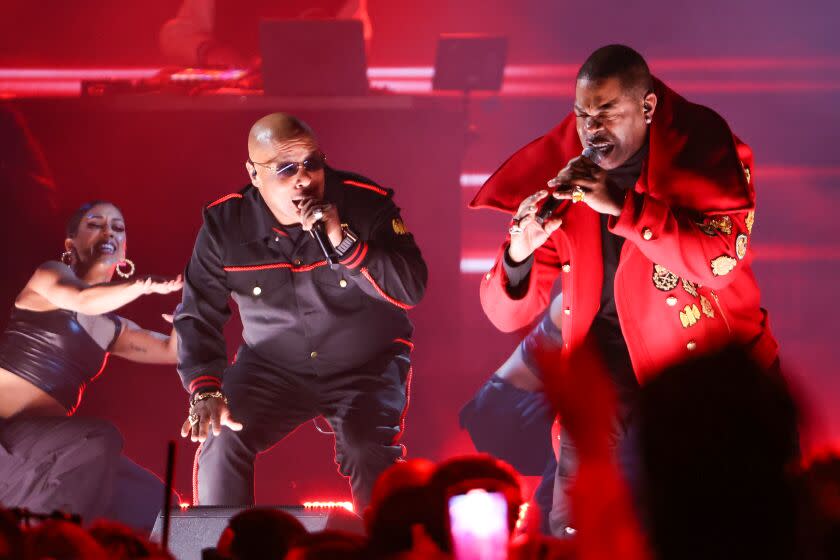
top-left (642, 228), bottom-right (653, 241)
top-left (564, 308), bottom-right (571, 315)
top-left (686, 340), bottom-right (697, 351)
top-left (310, 351), bottom-right (318, 359)
top-left (484, 272), bottom-right (492, 280)
top-left (252, 286), bottom-right (262, 296)
top-left (274, 236), bottom-right (280, 242)
top-left (666, 296), bottom-right (678, 306)
top-left (293, 259), bottom-right (302, 266)
top-left (339, 279), bottom-right (348, 288)
top-left (562, 264), bottom-right (571, 273)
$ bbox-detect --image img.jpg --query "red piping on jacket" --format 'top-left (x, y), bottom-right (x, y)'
top-left (394, 338), bottom-right (414, 351)
top-left (224, 260), bottom-right (329, 273)
top-left (360, 267), bottom-right (413, 309)
top-left (189, 375), bottom-right (222, 394)
top-left (339, 242), bottom-right (363, 266)
top-left (395, 366), bottom-right (414, 447)
top-left (343, 180), bottom-right (387, 197)
top-left (272, 227), bottom-right (289, 238)
top-left (206, 193), bottom-right (243, 208)
top-left (344, 243), bottom-right (368, 270)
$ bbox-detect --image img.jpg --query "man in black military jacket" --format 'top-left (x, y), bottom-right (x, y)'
top-left (174, 113), bottom-right (427, 508)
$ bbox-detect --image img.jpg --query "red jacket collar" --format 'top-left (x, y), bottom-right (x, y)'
top-left (469, 77), bottom-right (754, 215)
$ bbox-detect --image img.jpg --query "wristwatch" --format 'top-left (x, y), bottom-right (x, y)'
top-left (334, 225), bottom-right (359, 256)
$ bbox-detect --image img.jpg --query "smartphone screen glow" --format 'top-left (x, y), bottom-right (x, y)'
top-left (448, 489), bottom-right (509, 560)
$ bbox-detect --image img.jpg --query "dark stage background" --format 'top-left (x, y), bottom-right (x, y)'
top-left (1, 0), bottom-right (838, 506)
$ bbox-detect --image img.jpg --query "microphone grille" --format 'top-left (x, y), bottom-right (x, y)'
top-left (581, 146), bottom-right (602, 165)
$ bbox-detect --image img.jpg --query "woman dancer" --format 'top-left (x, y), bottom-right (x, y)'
top-left (0, 200), bottom-right (182, 530)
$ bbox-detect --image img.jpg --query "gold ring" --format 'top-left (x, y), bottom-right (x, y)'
top-left (188, 412), bottom-right (200, 426)
top-left (571, 187), bottom-right (585, 204)
top-left (312, 209), bottom-right (324, 221)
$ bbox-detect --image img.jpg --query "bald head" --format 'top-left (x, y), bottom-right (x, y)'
top-left (247, 113), bottom-right (316, 158)
top-left (244, 113), bottom-right (326, 226)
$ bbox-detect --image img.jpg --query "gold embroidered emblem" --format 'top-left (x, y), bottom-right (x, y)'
top-left (653, 264), bottom-right (679, 291)
top-left (736, 233), bottom-right (748, 260)
top-left (709, 215), bottom-right (733, 235)
top-left (697, 215), bottom-right (732, 236)
top-left (682, 278), bottom-right (699, 297)
top-left (700, 295), bottom-right (715, 318)
top-left (745, 211), bottom-right (755, 235)
top-left (680, 304), bottom-right (702, 328)
top-left (696, 217), bottom-right (716, 236)
top-left (391, 218), bottom-right (408, 235)
top-left (711, 255), bottom-right (737, 276)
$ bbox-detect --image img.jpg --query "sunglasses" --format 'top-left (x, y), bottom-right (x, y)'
top-left (250, 153), bottom-right (326, 178)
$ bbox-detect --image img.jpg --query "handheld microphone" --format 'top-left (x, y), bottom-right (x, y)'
top-left (296, 200), bottom-right (341, 270)
top-left (536, 146), bottom-right (601, 224)
top-left (310, 221), bottom-right (340, 270)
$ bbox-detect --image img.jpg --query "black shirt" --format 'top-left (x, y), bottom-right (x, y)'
top-left (174, 167), bottom-right (427, 394)
top-left (503, 145), bottom-right (647, 387)
top-left (590, 145), bottom-right (646, 390)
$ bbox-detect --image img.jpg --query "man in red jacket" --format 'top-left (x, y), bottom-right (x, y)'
top-left (471, 44), bottom-right (778, 536)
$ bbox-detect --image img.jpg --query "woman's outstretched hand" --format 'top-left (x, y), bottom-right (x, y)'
top-left (136, 274), bottom-right (183, 295)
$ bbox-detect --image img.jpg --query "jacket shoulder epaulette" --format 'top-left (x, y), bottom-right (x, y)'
top-left (204, 184), bottom-right (252, 217)
top-left (206, 192), bottom-right (243, 209)
top-left (336, 170), bottom-right (394, 201)
top-left (201, 185), bottom-right (253, 244)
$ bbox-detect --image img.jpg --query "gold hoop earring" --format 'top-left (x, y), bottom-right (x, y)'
top-left (61, 250), bottom-right (73, 266)
top-left (116, 258), bottom-right (136, 278)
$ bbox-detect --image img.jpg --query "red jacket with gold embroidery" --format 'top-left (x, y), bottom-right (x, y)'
top-left (471, 78), bottom-right (777, 382)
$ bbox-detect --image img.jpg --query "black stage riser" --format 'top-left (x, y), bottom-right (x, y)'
top-left (150, 505), bottom-right (363, 560)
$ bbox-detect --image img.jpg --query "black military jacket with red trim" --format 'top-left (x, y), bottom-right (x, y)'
top-left (174, 167), bottom-right (427, 394)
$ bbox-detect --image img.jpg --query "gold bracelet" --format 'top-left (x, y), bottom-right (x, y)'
top-left (190, 390), bottom-right (227, 407)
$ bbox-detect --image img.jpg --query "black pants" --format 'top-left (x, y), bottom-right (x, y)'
top-left (196, 346), bottom-right (411, 510)
top-left (0, 415), bottom-right (170, 531)
top-left (548, 335), bottom-right (642, 537)
top-left (548, 390), bottom-right (640, 536)
top-left (0, 416), bottom-right (121, 522)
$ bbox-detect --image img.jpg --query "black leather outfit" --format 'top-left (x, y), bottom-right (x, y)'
top-left (0, 307), bottom-right (120, 413)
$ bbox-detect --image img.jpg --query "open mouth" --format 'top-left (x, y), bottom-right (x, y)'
top-left (587, 142), bottom-right (614, 159)
top-left (586, 140), bottom-right (614, 154)
top-left (96, 241), bottom-right (117, 255)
